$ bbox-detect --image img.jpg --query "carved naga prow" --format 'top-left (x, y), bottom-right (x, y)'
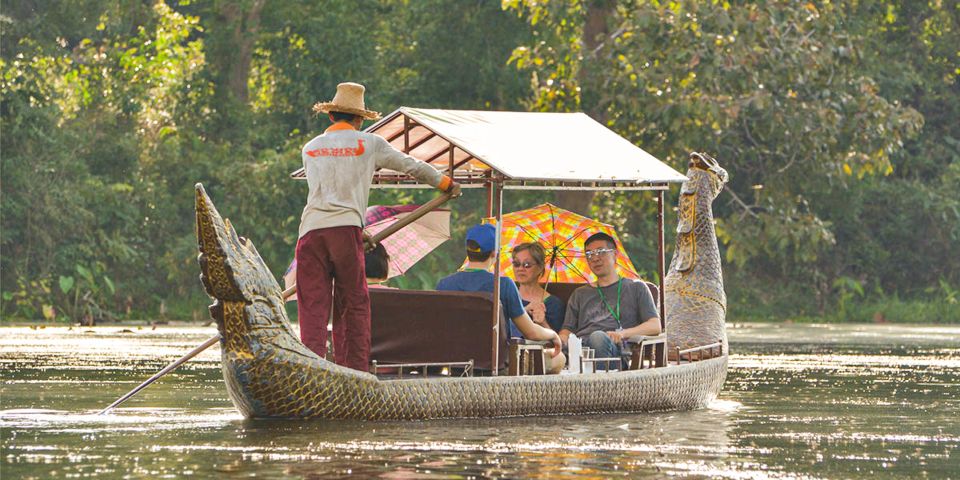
top-left (664, 152), bottom-right (729, 354)
top-left (196, 183), bottom-right (377, 418)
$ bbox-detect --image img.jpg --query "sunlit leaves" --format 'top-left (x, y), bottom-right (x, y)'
top-left (507, 0), bottom-right (923, 272)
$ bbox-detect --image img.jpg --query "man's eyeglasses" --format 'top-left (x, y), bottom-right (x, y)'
top-left (584, 248), bottom-right (615, 260)
top-left (511, 260), bottom-right (535, 269)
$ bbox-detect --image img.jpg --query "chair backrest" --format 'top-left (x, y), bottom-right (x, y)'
top-left (544, 283), bottom-right (582, 306)
top-left (369, 289), bottom-right (508, 371)
top-left (547, 281), bottom-right (660, 310)
top-left (645, 281), bottom-right (660, 311)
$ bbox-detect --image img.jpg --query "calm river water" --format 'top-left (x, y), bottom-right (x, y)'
top-left (1, 323), bottom-right (958, 479)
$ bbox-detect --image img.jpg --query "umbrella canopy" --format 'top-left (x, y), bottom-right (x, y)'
top-left (492, 203), bottom-right (641, 284)
top-left (363, 205), bottom-right (450, 278)
top-left (284, 205), bottom-right (450, 290)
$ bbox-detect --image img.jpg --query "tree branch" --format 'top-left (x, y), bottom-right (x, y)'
top-left (725, 187), bottom-right (760, 219)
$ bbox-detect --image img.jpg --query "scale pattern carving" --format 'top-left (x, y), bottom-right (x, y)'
top-left (664, 153), bottom-right (729, 355)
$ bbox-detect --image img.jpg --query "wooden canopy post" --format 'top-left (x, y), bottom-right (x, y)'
top-left (657, 189), bottom-right (666, 330)
top-left (485, 171), bottom-right (498, 218)
top-left (490, 179), bottom-right (503, 375)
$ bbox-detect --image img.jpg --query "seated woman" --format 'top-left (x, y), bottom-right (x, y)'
top-left (511, 242), bottom-right (565, 335)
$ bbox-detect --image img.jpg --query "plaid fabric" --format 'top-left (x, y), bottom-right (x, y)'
top-left (285, 205), bottom-right (450, 288)
top-left (363, 211), bottom-right (449, 278)
top-left (364, 204), bottom-right (418, 226)
top-left (463, 203), bottom-right (641, 284)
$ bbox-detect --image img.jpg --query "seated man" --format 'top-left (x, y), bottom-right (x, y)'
top-left (560, 232), bottom-right (661, 369)
top-left (437, 223), bottom-right (566, 374)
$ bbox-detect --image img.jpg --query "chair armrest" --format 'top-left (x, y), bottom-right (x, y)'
top-left (510, 338), bottom-right (552, 346)
top-left (626, 334), bottom-right (666, 345)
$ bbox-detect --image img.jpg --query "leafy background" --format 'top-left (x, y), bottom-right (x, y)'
top-left (2, 0), bottom-right (957, 323)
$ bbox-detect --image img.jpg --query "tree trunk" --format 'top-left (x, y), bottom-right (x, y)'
top-left (554, 0), bottom-right (614, 216)
top-left (207, 0), bottom-right (266, 138)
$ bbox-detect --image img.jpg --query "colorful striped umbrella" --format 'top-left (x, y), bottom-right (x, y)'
top-left (487, 203), bottom-right (640, 284)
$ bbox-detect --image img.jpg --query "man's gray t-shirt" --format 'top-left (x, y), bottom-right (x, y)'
top-left (562, 279), bottom-right (659, 337)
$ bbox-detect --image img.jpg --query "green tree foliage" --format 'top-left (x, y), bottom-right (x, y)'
top-left (506, 0), bottom-right (957, 315)
top-left (1, 1), bottom-right (957, 322)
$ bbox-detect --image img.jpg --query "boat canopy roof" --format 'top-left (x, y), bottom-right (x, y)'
top-left (291, 107), bottom-right (687, 190)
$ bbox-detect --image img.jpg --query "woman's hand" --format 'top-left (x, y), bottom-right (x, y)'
top-left (525, 300), bottom-right (547, 326)
top-left (546, 331), bottom-right (562, 357)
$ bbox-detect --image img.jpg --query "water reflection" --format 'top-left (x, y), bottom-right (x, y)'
top-left (2, 324), bottom-right (958, 478)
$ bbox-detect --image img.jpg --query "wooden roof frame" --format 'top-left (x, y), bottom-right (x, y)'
top-left (289, 108), bottom-right (682, 191)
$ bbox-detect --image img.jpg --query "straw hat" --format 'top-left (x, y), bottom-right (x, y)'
top-left (312, 82), bottom-right (381, 120)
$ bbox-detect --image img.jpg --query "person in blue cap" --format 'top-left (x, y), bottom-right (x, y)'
top-left (436, 223), bottom-right (565, 374)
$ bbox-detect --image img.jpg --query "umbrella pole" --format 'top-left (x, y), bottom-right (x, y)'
top-left (541, 251), bottom-right (558, 297)
top-left (283, 191), bottom-right (455, 300)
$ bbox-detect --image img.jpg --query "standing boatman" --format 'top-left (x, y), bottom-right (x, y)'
top-left (297, 82), bottom-right (460, 371)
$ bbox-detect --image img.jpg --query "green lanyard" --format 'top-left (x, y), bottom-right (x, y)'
top-left (596, 277), bottom-right (623, 329)
top-left (462, 268), bottom-right (488, 273)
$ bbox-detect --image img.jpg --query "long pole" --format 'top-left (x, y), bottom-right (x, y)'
top-left (98, 334), bottom-right (220, 415)
top-left (99, 190), bottom-right (456, 414)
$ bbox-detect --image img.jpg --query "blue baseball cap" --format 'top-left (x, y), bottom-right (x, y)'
top-left (465, 224), bottom-right (496, 254)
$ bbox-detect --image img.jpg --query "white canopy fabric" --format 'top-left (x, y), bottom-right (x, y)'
top-left (395, 108), bottom-right (686, 184)
top-left (291, 107), bottom-right (687, 187)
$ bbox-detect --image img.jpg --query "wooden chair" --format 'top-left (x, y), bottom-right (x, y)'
top-left (369, 289), bottom-right (508, 373)
top-left (624, 281), bottom-right (666, 369)
top-left (508, 339), bottom-right (547, 376)
top-left (627, 334), bottom-right (667, 369)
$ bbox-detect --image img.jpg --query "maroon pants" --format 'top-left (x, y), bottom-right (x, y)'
top-left (295, 226), bottom-right (370, 371)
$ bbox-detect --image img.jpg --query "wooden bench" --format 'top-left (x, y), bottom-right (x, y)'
top-left (369, 289), bottom-right (508, 372)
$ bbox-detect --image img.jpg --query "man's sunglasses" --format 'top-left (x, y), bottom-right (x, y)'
top-left (584, 248), bottom-right (616, 259)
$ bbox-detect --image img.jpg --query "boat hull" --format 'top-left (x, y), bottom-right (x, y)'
top-left (219, 334), bottom-right (727, 420)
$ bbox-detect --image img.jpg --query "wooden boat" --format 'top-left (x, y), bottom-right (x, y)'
top-left (196, 109), bottom-right (729, 419)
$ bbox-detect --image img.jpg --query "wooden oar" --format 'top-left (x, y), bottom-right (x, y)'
top-left (98, 334), bottom-right (220, 415)
top-left (99, 190), bottom-right (456, 414)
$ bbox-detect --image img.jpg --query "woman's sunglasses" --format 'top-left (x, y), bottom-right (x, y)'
top-left (511, 260), bottom-right (536, 269)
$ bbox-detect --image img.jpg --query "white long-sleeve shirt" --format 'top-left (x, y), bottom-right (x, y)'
top-left (298, 122), bottom-right (449, 238)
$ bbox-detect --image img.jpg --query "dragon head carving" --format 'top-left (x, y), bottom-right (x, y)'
top-left (195, 184), bottom-right (290, 335)
top-left (686, 151), bottom-right (728, 199)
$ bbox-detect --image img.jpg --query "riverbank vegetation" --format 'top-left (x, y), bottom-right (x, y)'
top-left (2, 1), bottom-right (957, 324)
